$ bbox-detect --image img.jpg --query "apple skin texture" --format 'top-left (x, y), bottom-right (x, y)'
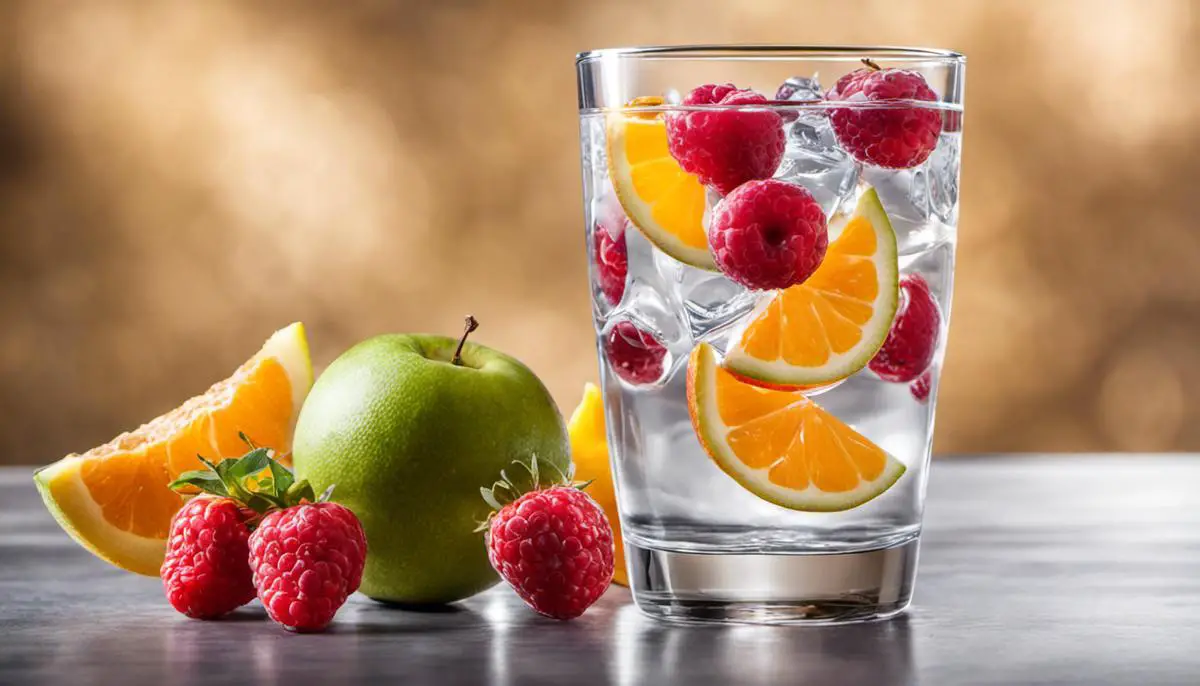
top-left (292, 334), bottom-right (570, 605)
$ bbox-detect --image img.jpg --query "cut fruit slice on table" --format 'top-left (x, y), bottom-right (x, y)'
top-left (567, 382), bottom-right (627, 587)
top-left (687, 342), bottom-right (905, 512)
top-left (606, 96), bottom-right (716, 270)
top-left (34, 323), bottom-right (313, 576)
top-left (724, 187), bottom-right (899, 388)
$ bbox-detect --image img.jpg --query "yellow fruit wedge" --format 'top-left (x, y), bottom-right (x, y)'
top-left (567, 383), bottom-right (626, 586)
top-left (724, 187), bottom-right (899, 388)
top-left (606, 96), bottom-right (716, 270)
top-left (34, 323), bottom-right (313, 575)
top-left (687, 342), bottom-right (905, 512)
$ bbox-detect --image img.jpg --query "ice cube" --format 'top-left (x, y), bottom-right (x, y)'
top-left (770, 74), bottom-right (862, 218)
top-left (580, 116), bottom-right (609, 197)
top-left (774, 114), bottom-right (861, 219)
top-left (928, 132), bottom-right (961, 225)
top-left (636, 188), bottom-right (759, 343)
top-left (615, 227), bottom-right (689, 354)
top-left (862, 133), bottom-right (959, 255)
top-left (775, 75), bottom-right (824, 102)
top-left (674, 264), bottom-right (759, 342)
top-left (590, 188), bottom-right (627, 238)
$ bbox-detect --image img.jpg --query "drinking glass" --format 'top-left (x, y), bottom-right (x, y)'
top-left (576, 46), bottom-right (965, 624)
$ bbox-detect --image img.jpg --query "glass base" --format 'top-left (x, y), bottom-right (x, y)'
top-left (626, 536), bottom-right (919, 625)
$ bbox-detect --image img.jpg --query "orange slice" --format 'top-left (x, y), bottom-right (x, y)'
top-left (567, 382), bottom-right (627, 586)
top-left (33, 323), bottom-right (313, 575)
top-left (606, 96), bottom-right (716, 269)
top-left (687, 342), bottom-right (905, 511)
top-left (723, 187), bottom-right (899, 388)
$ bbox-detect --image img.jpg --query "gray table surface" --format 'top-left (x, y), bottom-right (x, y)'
top-left (2, 456), bottom-right (1199, 685)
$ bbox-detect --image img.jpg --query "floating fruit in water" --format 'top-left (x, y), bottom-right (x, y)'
top-left (723, 188), bottom-right (899, 389)
top-left (607, 96), bottom-right (715, 269)
top-left (827, 59), bottom-right (942, 169)
top-left (708, 179), bottom-right (828, 291)
top-left (688, 342), bottom-right (905, 512)
top-left (869, 274), bottom-right (942, 383)
top-left (665, 84), bottom-right (786, 194)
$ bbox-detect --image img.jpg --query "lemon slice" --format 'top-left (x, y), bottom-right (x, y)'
top-left (724, 187), bottom-right (899, 388)
top-left (606, 97), bottom-right (716, 269)
top-left (34, 323), bottom-right (313, 575)
top-left (688, 342), bottom-right (905, 511)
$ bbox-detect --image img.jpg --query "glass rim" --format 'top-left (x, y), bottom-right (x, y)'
top-left (576, 44), bottom-right (965, 65)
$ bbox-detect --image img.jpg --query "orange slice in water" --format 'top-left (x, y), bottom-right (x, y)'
top-left (33, 323), bottom-right (313, 575)
top-left (724, 187), bottom-right (899, 388)
top-left (606, 96), bottom-right (716, 269)
top-left (687, 342), bottom-right (905, 511)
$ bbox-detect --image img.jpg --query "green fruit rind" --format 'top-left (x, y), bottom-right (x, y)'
top-left (292, 333), bottom-right (570, 605)
top-left (722, 187), bottom-right (900, 387)
top-left (689, 343), bottom-right (905, 513)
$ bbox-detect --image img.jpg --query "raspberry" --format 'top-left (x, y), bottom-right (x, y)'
top-left (869, 274), bottom-right (941, 383)
top-left (249, 502), bottom-right (367, 632)
top-left (594, 219), bottom-right (628, 305)
top-left (682, 83), bottom-right (740, 105)
top-left (708, 179), bottom-right (828, 290)
top-left (486, 485), bottom-right (614, 620)
top-left (911, 370), bottom-right (932, 403)
top-left (665, 84), bottom-right (785, 194)
top-left (827, 63), bottom-right (942, 169)
top-left (604, 321), bottom-right (666, 384)
top-left (160, 496), bottom-right (256, 620)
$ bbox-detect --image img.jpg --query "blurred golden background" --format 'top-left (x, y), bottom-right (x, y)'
top-left (1, 0), bottom-right (1197, 465)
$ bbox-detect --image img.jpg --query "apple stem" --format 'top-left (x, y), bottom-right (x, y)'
top-left (862, 58), bottom-right (882, 72)
top-left (452, 315), bottom-right (479, 366)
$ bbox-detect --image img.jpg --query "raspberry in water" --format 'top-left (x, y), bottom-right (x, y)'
top-left (707, 179), bottom-right (828, 291)
top-left (869, 274), bottom-right (941, 383)
top-left (604, 321), bottom-right (667, 385)
top-left (665, 84), bottom-right (786, 194)
top-left (827, 60), bottom-right (942, 169)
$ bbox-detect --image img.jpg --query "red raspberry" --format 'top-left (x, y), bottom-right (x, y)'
top-left (911, 370), bottom-right (932, 403)
top-left (249, 502), bottom-right (367, 632)
top-left (827, 64), bottom-right (942, 169)
top-left (486, 486), bottom-right (614, 620)
top-left (682, 83), bottom-right (740, 105)
top-left (594, 219), bottom-right (628, 305)
top-left (869, 274), bottom-right (941, 383)
top-left (160, 496), bottom-right (256, 620)
top-left (605, 321), bottom-right (666, 384)
top-left (666, 84), bottom-right (785, 194)
top-left (708, 179), bottom-right (828, 290)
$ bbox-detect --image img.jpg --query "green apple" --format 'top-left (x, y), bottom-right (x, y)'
top-left (292, 318), bottom-right (569, 605)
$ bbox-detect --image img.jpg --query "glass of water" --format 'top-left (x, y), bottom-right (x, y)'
top-left (576, 46), bottom-right (965, 624)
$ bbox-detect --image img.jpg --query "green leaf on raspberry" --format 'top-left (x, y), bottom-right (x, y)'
top-left (227, 448), bottom-right (271, 481)
top-left (476, 453), bottom-right (584, 532)
top-left (286, 479), bottom-right (316, 504)
top-left (167, 469), bottom-right (230, 497)
top-left (166, 438), bottom-right (330, 516)
top-left (265, 456), bottom-right (295, 498)
top-left (480, 486), bottom-right (504, 512)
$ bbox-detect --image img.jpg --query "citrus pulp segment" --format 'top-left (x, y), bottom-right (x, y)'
top-left (33, 323), bottom-right (313, 575)
top-left (606, 98), bottom-right (716, 270)
top-left (687, 342), bottom-right (905, 512)
top-left (723, 187), bottom-right (899, 388)
top-left (567, 382), bottom-right (626, 586)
